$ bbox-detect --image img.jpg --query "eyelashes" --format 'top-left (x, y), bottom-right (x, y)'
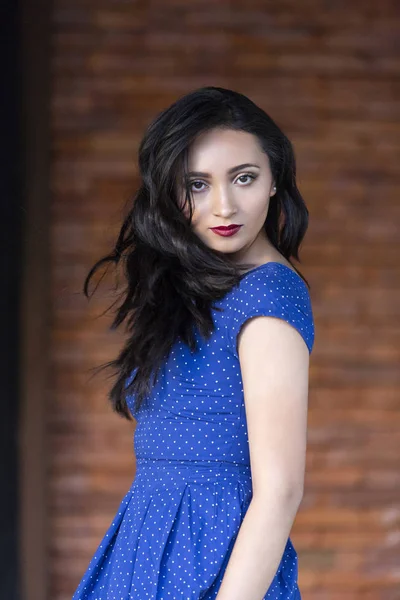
top-left (188, 173), bottom-right (257, 193)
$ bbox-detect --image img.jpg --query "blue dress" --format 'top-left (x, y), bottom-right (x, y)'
top-left (72, 261), bottom-right (315, 600)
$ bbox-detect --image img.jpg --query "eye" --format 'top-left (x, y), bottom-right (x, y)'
top-left (189, 180), bottom-right (207, 192)
top-left (236, 173), bottom-right (256, 185)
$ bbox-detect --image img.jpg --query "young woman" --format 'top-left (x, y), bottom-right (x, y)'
top-left (72, 86), bottom-right (315, 600)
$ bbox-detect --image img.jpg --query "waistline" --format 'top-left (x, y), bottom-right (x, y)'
top-left (134, 457), bottom-right (252, 485)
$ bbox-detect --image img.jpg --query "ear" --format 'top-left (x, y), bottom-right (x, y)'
top-left (270, 183), bottom-right (277, 197)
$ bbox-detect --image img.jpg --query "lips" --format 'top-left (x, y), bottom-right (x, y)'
top-left (211, 225), bottom-right (242, 231)
top-left (210, 224), bottom-right (243, 237)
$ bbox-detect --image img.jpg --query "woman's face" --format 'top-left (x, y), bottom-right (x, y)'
top-left (178, 127), bottom-right (276, 264)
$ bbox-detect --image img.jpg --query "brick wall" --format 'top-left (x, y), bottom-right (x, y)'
top-left (49, 2), bottom-right (400, 598)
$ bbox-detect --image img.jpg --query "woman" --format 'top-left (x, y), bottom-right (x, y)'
top-left (72, 86), bottom-right (315, 599)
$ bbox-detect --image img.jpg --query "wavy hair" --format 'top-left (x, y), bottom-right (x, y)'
top-left (83, 86), bottom-right (311, 420)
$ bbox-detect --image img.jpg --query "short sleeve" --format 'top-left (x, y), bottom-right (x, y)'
top-left (226, 265), bottom-right (315, 358)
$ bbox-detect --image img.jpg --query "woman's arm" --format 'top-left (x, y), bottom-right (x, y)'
top-left (216, 314), bottom-right (309, 600)
top-left (215, 487), bottom-right (302, 600)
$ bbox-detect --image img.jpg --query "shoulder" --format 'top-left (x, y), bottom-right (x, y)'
top-left (224, 263), bottom-right (315, 357)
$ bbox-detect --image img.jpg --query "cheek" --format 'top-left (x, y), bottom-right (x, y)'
top-left (190, 203), bottom-right (207, 229)
top-left (242, 192), bottom-right (269, 217)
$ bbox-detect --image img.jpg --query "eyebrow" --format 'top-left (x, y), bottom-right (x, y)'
top-left (187, 163), bottom-right (260, 178)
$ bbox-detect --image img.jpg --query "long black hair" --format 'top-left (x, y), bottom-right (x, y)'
top-left (83, 86), bottom-right (310, 420)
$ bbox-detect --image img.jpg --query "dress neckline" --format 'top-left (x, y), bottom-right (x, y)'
top-left (239, 261), bottom-right (296, 277)
top-left (239, 260), bottom-right (308, 288)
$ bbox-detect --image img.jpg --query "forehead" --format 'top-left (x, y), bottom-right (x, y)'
top-left (187, 128), bottom-right (265, 166)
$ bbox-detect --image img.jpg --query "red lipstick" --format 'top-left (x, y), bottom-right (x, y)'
top-left (210, 224), bottom-right (243, 237)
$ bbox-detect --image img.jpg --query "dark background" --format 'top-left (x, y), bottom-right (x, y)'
top-left (2, 0), bottom-right (22, 597)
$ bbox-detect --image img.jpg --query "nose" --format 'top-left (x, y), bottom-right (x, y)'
top-left (211, 184), bottom-right (237, 218)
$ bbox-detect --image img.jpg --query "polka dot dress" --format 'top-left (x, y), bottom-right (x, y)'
top-left (72, 262), bottom-right (315, 599)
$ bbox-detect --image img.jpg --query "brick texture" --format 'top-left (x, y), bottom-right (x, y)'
top-left (49, 1), bottom-right (400, 598)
